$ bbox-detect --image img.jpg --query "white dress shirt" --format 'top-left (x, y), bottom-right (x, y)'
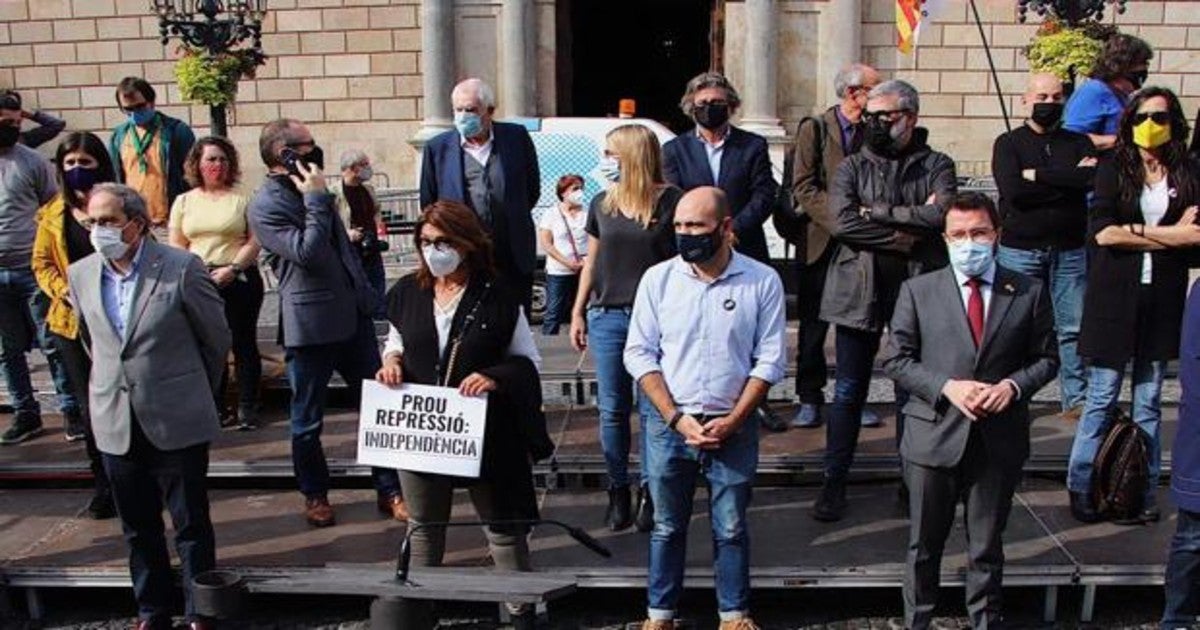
top-left (1139, 178), bottom-right (1170, 285)
top-left (950, 261), bottom-right (1022, 397)
top-left (382, 293), bottom-right (542, 370)
top-left (696, 127), bottom-right (728, 184)
top-left (624, 252), bottom-right (787, 416)
top-left (460, 131), bottom-right (495, 167)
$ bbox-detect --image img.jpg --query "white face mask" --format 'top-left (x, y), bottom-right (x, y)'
top-left (90, 224), bottom-right (131, 261)
top-left (565, 189), bottom-right (584, 206)
top-left (423, 245), bottom-right (462, 278)
top-left (598, 157), bottom-right (621, 183)
top-left (357, 165), bottom-right (373, 182)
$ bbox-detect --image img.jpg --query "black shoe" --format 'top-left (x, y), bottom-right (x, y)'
top-left (606, 485), bottom-right (632, 531)
top-left (64, 411), bottom-right (86, 442)
top-left (634, 484), bottom-right (654, 532)
top-left (812, 478), bottom-right (847, 522)
top-left (757, 404), bottom-right (788, 432)
top-left (0, 417), bottom-right (43, 444)
top-left (86, 492), bottom-right (116, 520)
top-left (236, 405), bottom-right (258, 431)
top-left (1069, 491), bottom-right (1101, 524)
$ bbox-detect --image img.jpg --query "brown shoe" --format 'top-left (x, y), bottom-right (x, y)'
top-left (718, 618), bottom-right (761, 630)
top-left (377, 493), bottom-right (409, 522)
top-left (640, 620), bottom-right (675, 630)
top-left (1061, 406), bottom-right (1083, 421)
top-left (304, 495), bottom-right (336, 527)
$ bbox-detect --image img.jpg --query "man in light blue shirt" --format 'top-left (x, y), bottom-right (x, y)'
top-left (624, 186), bottom-right (786, 630)
top-left (100, 234), bottom-right (146, 339)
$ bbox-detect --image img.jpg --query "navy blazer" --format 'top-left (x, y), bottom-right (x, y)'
top-left (662, 126), bottom-right (778, 263)
top-left (1174, 282), bottom-right (1200, 512)
top-left (249, 176), bottom-right (376, 348)
top-left (419, 122), bottom-right (541, 276)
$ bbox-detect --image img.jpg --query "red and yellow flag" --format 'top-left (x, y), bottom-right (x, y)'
top-left (897, 0), bottom-right (923, 54)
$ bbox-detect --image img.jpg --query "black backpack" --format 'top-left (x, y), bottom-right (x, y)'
top-left (1091, 406), bottom-right (1151, 521)
top-left (771, 115), bottom-right (826, 245)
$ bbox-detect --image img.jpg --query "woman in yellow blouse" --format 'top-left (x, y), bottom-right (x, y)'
top-left (168, 136), bottom-right (262, 430)
top-left (31, 131), bottom-right (116, 519)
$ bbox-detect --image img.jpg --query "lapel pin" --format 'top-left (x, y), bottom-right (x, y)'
top-left (1004, 283), bottom-right (1014, 293)
top-left (723, 298), bottom-right (736, 311)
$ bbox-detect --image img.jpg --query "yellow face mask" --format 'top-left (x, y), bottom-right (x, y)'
top-left (1133, 117), bottom-right (1172, 150)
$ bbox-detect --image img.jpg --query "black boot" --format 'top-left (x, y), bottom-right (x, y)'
top-left (606, 485), bottom-right (632, 531)
top-left (1069, 491), bottom-right (1101, 524)
top-left (634, 484), bottom-right (654, 532)
top-left (812, 477), bottom-right (847, 522)
top-left (86, 490), bottom-right (116, 520)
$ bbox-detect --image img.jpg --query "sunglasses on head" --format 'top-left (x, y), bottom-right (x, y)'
top-left (1133, 111), bottom-right (1170, 126)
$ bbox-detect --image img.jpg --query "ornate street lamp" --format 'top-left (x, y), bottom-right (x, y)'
top-left (1017, 0), bottom-right (1128, 26)
top-left (150, 0), bottom-right (268, 137)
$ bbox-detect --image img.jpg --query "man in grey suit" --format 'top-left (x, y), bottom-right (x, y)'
top-left (68, 183), bottom-right (230, 630)
top-left (882, 192), bottom-right (1058, 629)
top-left (248, 118), bottom-right (404, 527)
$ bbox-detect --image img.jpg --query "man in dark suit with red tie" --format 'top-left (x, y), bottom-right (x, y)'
top-left (882, 192), bottom-right (1059, 629)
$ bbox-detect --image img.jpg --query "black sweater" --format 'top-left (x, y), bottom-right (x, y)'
top-left (992, 124), bottom-right (1096, 250)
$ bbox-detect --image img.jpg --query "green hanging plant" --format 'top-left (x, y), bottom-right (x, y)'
top-left (1023, 18), bottom-right (1116, 82)
top-left (173, 47), bottom-right (265, 107)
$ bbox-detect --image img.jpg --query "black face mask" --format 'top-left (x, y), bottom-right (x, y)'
top-left (1127, 70), bottom-right (1149, 90)
top-left (864, 117), bottom-right (896, 153)
top-left (1030, 102), bottom-right (1064, 129)
top-left (302, 145), bottom-right (325, 171)
top-left (0, 125), bottom-right (19, 149)
top-left (676, 229), bottom-right (722, 264)
top-left (694, 102), bottom-right (731, 131)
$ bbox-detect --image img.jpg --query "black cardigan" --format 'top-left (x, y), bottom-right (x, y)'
top-left (1078, 157), bottom-right (1198, 367)
top-left (386, 273), bottom-right (551, 520)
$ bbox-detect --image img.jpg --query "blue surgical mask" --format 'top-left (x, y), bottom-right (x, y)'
top-left (598, 157), bottom-right (620, 183)
top-left (454, 111), bottom-right (483, 139)
top-left (128, 107), bottom-right (156, 126)
top-left (948, 240), bottom-right (995, 278)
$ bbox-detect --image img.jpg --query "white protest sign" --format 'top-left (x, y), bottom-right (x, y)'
top-left (357, 380), bottom-right (489, 478)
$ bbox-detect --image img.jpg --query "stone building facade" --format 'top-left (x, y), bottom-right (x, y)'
top-left (0, 0), bottom-right (1197, 186)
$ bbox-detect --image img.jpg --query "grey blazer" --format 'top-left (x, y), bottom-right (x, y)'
top-left (249, 175), bottom-right (376, 348)
top-left (881, 265), bottom-right (1059, 469)
top-left (68, 240), bottom-right (231, 456)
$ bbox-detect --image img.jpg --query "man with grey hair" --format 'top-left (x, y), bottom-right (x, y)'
top-left (419, 77), bottom-right (541, 313)
top-left (330, 148), bottom-right (387, 318)
top-left (812, 79), bottom-right (957, 523)
top-left (249, 118), bottom-right (405, 527)
top-left (662, 71), bottom-right (784, 436)
top-left (783, 62), bottom-right (881, 431)
top-left (68, 182), bottom-right (230, 630)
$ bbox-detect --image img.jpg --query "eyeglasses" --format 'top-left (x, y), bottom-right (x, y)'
top-left (119, 101), bottom-right (151, 114)
top-left (695, 99), bottom-right (729, 108)
top-left (418, 237), bottom-right (454, 252)
top-left (1133, 111), bottom-right (1170, 126)
top-left (863, 109), bottom-right (911, 123)
top-left (944, 227), bottom-right (996, 244)
top-left (78, 218), bottom-right (131, 232)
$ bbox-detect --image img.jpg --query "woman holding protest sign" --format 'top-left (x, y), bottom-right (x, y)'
top-left (375, 201), bottom-right (552, 614)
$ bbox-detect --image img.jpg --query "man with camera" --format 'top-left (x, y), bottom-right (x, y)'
top-left (248, 119), bottom-right (405, 527)
top-left (330, 148), bottom-right (388, 319)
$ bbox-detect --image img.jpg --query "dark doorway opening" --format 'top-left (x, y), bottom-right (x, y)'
top-left (558, 0), bottom-right (715, 133)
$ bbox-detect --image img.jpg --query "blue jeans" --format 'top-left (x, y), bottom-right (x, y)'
top-left (1163, 508), bottom-right (1200, 628)
top-left (1067, 360), bottom-right (1164, 500)
top-left (824, 326), bottom-right (907, 478)
top-left (643, 405), bottom-right (757, 620)
top-left (997, 245), bottom-right (1087, 410)
top-left (542, 274), bottom-right (578, 335)
top-left (284, 317), bottom-right (400, 499)
top-left (0, 266), bottom-right (76, 419)
top-left (588, 306), bottom-right (651, 489)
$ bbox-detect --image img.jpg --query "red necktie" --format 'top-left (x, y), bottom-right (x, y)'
top-left (967, 277), bottom-right (984, 348)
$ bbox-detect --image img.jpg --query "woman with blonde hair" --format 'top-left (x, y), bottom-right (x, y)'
top-left (569, 124), bottom-right (682, 532)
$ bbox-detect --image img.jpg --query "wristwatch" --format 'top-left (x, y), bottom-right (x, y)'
top-left (668, 410), bottom-right (684, 431)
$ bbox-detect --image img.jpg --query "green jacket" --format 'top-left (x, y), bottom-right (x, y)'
top-left (108, 112), bottom-right (196, 212)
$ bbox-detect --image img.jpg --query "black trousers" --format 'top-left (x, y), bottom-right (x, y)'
top-left (904, 429), bottom-right (1021, 630)
top-left (102, 423), bottom-right (215, 624)
top-left (794, 246), bottom-right (834, 404)
top-left (216, 269), bottom-right (264, 414)
top-left (50, 331), bottom-right (108, 497)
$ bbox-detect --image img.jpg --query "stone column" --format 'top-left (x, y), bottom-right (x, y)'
top-left (412, 0), bottom-right (456, 145)
top-left (500, 0), bottom-right (536, 117)
top-left (820, 0), bottom-right (862, 105)
top-left (739, 0), bottom-right (785, 137)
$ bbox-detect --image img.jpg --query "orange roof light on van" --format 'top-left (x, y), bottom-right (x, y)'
top-left (618, 99), bottom-right (636, 118)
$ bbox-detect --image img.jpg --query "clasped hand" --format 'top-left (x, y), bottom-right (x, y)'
top-left (941, 379), bottom-right (1017, 421)
top-left (675, 414), bottom-right (739, 450)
